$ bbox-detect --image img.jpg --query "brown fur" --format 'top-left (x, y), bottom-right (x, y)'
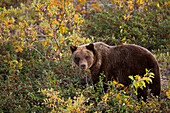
top-left (70, 42), bottom-right (161, 101)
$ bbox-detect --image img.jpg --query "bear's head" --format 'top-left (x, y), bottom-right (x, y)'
top-left (70, 44), bottom-right (95, 70)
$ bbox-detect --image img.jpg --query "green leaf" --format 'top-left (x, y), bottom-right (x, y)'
top-left (141, 81), bottom-right (146, 88)
top-left (129, 76), bottom-right (134, 80)
top-left (133, 80), bottom-right (137, 88)
top-left (149, 72), bottom-right (155, 76)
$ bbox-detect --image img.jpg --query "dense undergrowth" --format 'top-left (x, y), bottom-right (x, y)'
top-left (0, 0), bottom-right (169, 112)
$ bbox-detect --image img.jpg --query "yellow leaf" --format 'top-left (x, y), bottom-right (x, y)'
top-left (59, 26), bottom-right (68, 34)
top-left (129, 105), bottom-right (133, 109)
top-left (166, 90), bottom-right (170, 99)
top-left (15, 46), bottom-right (23, 53)
top-left (11, 17), bottom-right (15, 23)
top-left (117, 83), bottom-right (124, 88)
top-left (32, 37), bottom-right (36, 41)
top-left (5, 38), bottom-right (9, 43)
top-left (61, 21), bottom-right (65, 26)
top-left (119, 3), bottom-right (123, 8)
top-left (15, 49), bottom-right (18, 52)
top-left (58, 19), bottom-right (61, 22)
top-left (112, 80), bottom-right (118, 84)
top-left (4, 20), bottom-right (8, 25)
top-left (91, 3), bottom-right (99, 8)
top-left (123, 42), bottom-right (127, 45)
top-left (42, 40), bottom-right (47, 47)
top-left (18, 47), bottom-right (23, 53)
top-left (81, 10), bottom-right (86, 14)
top-left (80, 0), bottom-right (87, 5)
top-left (29, 43), bottom-right (33, 48)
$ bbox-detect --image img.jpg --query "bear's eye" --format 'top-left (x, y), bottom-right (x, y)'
top-left (85, 56), bottom-right (89, 59)
top-left (74, 57), bottom-right (80, 62)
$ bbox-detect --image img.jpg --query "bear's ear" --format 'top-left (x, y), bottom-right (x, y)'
top-left (70, 45), bottom-right (77, 53)
top-left (86, 43), bottom-right (94, 51)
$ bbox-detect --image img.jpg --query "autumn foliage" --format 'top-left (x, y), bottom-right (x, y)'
top-left (0, 0), bottom-right (169, 112)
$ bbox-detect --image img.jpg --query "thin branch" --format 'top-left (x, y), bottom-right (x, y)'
top-left (53, 30), bottom-right (61, 50)
top-left (37, 35), bottom-right (53, 37)
top-left (31, 46), bottom-right (46, 59)
top-left (31, 46), bottom-right (50, 68)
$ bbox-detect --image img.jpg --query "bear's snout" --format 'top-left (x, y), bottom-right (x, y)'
top-left (80, 64), bottom-right (87, 70)
top-left (81, 64), bottom-right (86, 68)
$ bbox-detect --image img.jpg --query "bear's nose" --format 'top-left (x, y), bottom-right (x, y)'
top-left (81, 64), bottom-right (86, 68)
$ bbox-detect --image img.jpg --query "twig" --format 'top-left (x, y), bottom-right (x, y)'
top-left (31, 46), bottom-right (46, 59)
top-left (41, 43), bottom-right (50, 68)
top-left (53, 30), bottom-right (61, 50)
top-left (31, 46), bottom-right (50, 68)
top-left (37, 35), bottom-right (53, 37)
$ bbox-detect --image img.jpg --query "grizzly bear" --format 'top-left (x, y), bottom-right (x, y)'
top-left (70, 42), bottom-right (161, 101)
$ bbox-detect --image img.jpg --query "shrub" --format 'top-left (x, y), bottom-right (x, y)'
top-left (81, 0), bottom-right (169, 51)
top-left (0, 0), bottom-right (169, 112)
top-left (41, 70), bottom-right (170, 112)
top-left (0, 0), bottom-right (92, 112)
